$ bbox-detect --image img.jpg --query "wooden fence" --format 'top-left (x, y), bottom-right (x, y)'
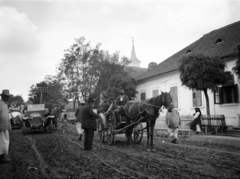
top-left (155, 114), bottom-right (226, 136)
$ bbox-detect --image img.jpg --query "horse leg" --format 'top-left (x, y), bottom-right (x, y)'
top-left (125, 117), bottom-right (133, 144)
top-left (146, 121), bottom-right (151, 151)
top-left (125, 119), bottom-right (131, 143)
top-left (151, 119), bottom-right (156, 152)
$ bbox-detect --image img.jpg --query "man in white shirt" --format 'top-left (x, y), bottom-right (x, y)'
top-left (0, 90), bottom-right (12, 163)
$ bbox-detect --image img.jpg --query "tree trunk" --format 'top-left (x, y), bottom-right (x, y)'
top-left (76, 96), bottom-right (80, 107)
top-left (203, 89), bottom-right (210, 116)
top-left (73, 96), bottom-right (77, 111)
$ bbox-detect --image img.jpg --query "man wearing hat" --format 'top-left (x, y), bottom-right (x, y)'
top-left (50, 104), bottom-right (60, 129)
top-left (0, 90), bottom-right (12, 163)
top-left (81, 97), bottom-right (99, 150)
top-left (115, 89), bottom-right (129, 124)
top-left (75, 100), bottom-right (85, 140)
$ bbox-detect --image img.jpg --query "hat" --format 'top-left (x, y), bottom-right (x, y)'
top-left (1, 89), bottom-right (11, 96)
top-left (118, 89), bottom-right (124, 94)
top-left (88, 97), bottom-right (96, 102)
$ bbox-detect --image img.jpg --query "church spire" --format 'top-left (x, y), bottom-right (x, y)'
top-left (129, 37), bottom-right (141, 67)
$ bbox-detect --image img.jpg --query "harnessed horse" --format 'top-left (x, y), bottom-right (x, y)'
top-left (124, 92), bottom-right (172, 150)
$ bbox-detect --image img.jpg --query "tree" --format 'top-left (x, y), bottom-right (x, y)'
top-left (93, 51), bottom-right (130, 104)
top-left (8, 95), bottom-right (24, 106)
top-left (28, 76), bottom-right (65, 109)
top-left (103, 73), bottom-right (138, 102)
top-left (57, 36), bottom-right (130, 110)
top-left (232, 45), bottom-right (240, 79)
top-left (57, 37), bottom-right (98, 110)
top-left (178, 54), bottom-right (231, 115)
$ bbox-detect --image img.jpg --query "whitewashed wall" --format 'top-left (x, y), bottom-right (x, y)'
top-left (136, 59), bottom-right (240, 127)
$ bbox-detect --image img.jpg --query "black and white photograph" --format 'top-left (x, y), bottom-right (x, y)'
top-left (0, 0), bottom-right (240, 178)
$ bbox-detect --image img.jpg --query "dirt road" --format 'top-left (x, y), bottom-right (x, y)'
top-left (1, 125), bottom-right (240, 179)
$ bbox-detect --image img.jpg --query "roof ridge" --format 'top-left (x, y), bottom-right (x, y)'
top-left (204, 20), bottom-right (240, 37)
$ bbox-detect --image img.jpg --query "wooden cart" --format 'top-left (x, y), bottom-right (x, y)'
top-left (97, 111), bottom-right (144, 145)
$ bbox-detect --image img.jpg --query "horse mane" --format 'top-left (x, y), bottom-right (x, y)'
top-left (145, 93), bottom-right (163, 106)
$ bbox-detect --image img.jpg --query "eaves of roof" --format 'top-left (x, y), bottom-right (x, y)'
top-left (136, 21), bottom-right (240, 82)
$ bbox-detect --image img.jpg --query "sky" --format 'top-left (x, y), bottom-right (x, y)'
top-left (0, 0), bottom-right (239, 101)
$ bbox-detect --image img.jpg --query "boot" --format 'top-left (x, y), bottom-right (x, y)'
top-left (171, 138), bottom-right (177, 144)
top-left (79, 134), bottom-right (82, 141)
top-left (0, 155), bottom-right (11, 164)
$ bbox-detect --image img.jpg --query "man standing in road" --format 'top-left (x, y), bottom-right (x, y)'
top-left (82, 97), bottom-right (99, 151)
top-left (0, 89), bottom-right (12, 163)
top-left (51, 104), bottom-right (59, 129)
top-left (75, 100), bottom-right (85, 140)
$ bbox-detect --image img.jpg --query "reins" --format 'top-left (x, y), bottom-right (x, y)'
top-left (140, 101), bottom-right (162, 109)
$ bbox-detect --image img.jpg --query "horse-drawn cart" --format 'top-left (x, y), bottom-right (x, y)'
top-left (97, 110), bottom-right (144, 145)
top-left (97, 92), bottom-right (172, 150)
top-left (22, 104), bottom-right (53, 135)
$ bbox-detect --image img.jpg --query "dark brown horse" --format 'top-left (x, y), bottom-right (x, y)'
top-left (124, 92), bottom-right (172, 150)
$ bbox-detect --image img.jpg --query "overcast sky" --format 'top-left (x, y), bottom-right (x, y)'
top-left (0, 0), bottom-right (239, 101)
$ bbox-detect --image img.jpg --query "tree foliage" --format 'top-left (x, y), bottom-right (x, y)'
top-left (28, 76), bottom-right (65, 109)
top-left (232, 45), bottom-right (240, 79)
top-left (57, 37), bottom-right (95, 106)
top-left (104, 73), bottom-right (138, 101)
top-left (178, 54), bottom-right (231, 115)
top-left (57, 36), bottom-right (131, 109)
top-left (8, 95), bottom-right (24, 106)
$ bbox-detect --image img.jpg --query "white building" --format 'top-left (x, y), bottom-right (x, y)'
top-left (135, 21), bottom-right (240, 127)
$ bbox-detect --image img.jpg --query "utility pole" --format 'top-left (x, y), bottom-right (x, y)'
top-left (36, 83), bottom-right (48, 104)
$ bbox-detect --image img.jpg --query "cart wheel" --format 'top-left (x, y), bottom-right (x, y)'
top-left (47, 121), bottom-right (53, 133)
top-left (106, 123), bottom-right (114, 145)
top-left (97, 120), bottom-right (105, 142)
top-left (22, 122), bottom-right (27, 135)
top-left (133, 123), bottom-right (143, 144)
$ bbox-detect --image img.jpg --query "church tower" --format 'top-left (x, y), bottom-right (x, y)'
top-left (128, 38), bottom-right (141, 67)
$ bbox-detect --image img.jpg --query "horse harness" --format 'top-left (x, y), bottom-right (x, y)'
top-left (125, 101), bottom-right (164, 120)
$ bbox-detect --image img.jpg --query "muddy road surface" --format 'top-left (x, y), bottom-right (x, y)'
top-left (1, 125), bottom-right (240, 179)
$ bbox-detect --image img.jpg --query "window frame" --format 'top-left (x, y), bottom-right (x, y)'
top-left (140, 92), bottom-right (146, 101)
top-left (152, 89), bottom-right (159, 97)
top-left (170, 86), bottom-right (178, 108)
top-left (214, 74), bottom-right (238, 104)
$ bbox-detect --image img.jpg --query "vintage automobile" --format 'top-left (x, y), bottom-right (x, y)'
top-left (22, 104), bottom-right (53, 135)
top-left (9, 108), bottom-right (23, 129)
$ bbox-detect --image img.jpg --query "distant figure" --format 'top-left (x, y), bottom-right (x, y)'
top-left (82, 97), bottom-right (99, 151)
top-left (166, 105), bottom-right (181, 144)
top-left (75, 100), bottom-right (85, 140)
top-left (43, 108), bottom-right (50, 118)
top-left (61, 114), bottom-right (69, 133)
top-left (190, 107), bottom-right (202, 134)
top-left (51, 105), bottom-right (59, 129)
top-left (0, 89), bottom-right (12, 163)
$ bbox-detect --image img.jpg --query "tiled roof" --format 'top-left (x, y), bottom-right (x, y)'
top-left (125, 66), bottom-right (148, 79)
top-left (136, 21), bottom-right (240, 81)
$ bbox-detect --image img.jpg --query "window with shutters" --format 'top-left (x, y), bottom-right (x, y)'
top-left (140, 92), bottom-right (146, 101)
top-left (152, 89), bottom-right (159, 97)
top-left (214, 74), bottom-right (239, 104)
top-left (170, 86), bottom-right (178, 108)
top-left (192, 89), bottom-right (202, 107)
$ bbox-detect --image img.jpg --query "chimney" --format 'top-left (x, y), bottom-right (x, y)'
top-left (148, 62), bottom-right (157, 70)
